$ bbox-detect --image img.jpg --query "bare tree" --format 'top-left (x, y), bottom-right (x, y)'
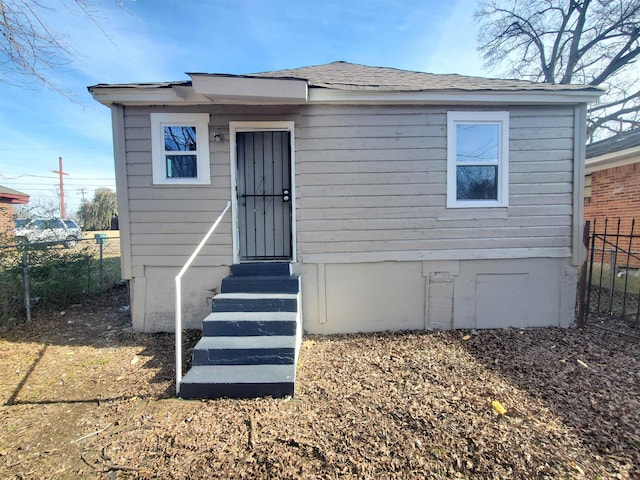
top-left (14, 197), bottom-right (60, 218)
top-left (0, 0), bottom-right (120, 94)
top-left (475, 0), bottom-right (640, 139)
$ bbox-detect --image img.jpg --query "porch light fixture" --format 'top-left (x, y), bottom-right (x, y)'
top-left (213, 133), bottom-right (223, 142)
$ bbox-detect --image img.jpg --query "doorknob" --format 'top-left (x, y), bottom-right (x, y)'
top-left (283, 189), bottom-right (290, 202)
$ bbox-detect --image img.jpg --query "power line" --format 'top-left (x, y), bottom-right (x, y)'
top-left (3, 178), bottom-right (115, 183)
top-left (0, 174), bottom-right (59, 180)
top-left (2, 184), bottom-right (116, 189)
top-left (0, 174), bottom-right (115, 181)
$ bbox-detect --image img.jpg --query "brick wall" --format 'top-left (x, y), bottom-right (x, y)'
top-left (585, 162), bottom-right (640, 268)
top-left (585, 162), bottom-right (640, 229)
top-left (0, 202), bottom-right (15, 240)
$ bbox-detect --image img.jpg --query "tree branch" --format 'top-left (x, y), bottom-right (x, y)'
top-left (476, 0), bottom-right (640, 138)
top-left (560, 0), bottom-right (590, 84)
top-left (0, 0), bottom-right (122, 96)
top-left (587, 104), bottom-right (640, 137)
top-left (589, 32), bottom-right (640, 85)
top-left (588, 88), bottom-right (640, 112)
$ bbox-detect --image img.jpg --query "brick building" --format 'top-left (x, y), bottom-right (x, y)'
top-left (0, 186), bottom-right (30, 240)
top-left (585, 128), bottom-right (640, 230)
top-left (585, 129), bottom-right (640, 267)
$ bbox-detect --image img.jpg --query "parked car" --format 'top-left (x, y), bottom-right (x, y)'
top-left (15, 218), bottom-right (83, 248)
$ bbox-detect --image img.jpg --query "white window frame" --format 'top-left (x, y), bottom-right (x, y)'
top-left (151, 113), bottom-right (211, 185)
top-left (447, 111), bottom-right (509, 208)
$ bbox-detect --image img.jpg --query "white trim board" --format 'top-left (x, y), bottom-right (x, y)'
top-left (110, 104), bottom-right (132, 279)
top-left (585, 146), bottom-right (640, 173)
top-left (229, 121), bottom-right (297, 264)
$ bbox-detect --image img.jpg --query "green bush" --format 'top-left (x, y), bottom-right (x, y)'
top-left (0, 237), bottom-right (122, 325)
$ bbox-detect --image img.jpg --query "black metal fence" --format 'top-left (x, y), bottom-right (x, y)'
top-left (0, 235), bottom-right (122, 325)
top-left (580, 218), bottom-right (640, 337)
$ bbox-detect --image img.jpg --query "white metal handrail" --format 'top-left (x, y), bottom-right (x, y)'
top-left (175, 201), bottom-right (231, 395)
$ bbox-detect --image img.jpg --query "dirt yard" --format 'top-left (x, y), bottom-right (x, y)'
top-left (1, 286), bottom-right (639, 479)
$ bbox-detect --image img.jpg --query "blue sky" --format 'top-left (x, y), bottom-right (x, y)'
top-left (0, 0), bottom-right (489, 217)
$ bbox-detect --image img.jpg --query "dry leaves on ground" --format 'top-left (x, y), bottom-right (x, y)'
top-left (0, 286), bottom-right (639, 479)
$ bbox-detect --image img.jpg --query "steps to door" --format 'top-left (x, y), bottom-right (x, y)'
top-left (203, 310), bottom-right (298, 336)
top-left (179, 263), bottom-right (301, 400)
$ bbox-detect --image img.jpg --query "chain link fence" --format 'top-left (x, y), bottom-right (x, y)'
top-left (0, 234), bottom-right (122, 325)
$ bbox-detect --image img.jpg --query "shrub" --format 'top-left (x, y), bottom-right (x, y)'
top-left (0, 236), bottom-right (121, 325)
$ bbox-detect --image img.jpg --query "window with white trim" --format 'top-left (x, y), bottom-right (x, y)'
top-left (447, 111), bottom-right (509, 208)
top-left (151, 113), bottom-right (211, 185)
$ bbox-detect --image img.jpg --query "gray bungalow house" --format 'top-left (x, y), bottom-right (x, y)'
top-left (90, 62), bottom-right (601, 398)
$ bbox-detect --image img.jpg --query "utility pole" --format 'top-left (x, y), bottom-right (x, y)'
top-left (52, 156), bottom-right (69, 218)
top-left (77, 187), bottom-right (88, 203)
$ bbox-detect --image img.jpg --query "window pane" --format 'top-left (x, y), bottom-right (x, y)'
top-left (164, 126), bottom-right (197, 151)
top-left (457, 165), bottom-right (498, 200)
top-left (166, 155), bottom-right (198, 178)
top-left (456, 124), bottom-right (499, 163)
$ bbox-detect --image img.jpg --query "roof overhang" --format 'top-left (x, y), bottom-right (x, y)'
top-left (88, 79), bottom-right (602, 107)
top-left (308, 87), bottom-right (603, 105)
top-left (190, 74), bottom-right (308, 103)
top-left (89, 75), bottom-right (309, 106)
top-left (586, 145), bottom-right (640, 174)
top-left (88, 85), bottom-right (197, 106)
top-left (0, 193), bottom-right (30, 205)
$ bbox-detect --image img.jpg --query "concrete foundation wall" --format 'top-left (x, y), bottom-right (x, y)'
top-left (130, 265), bottom-right (230, 332)
top-left (129, 257), bottom-right (575, 333)
top-left (300, 257), bottom-right (576, 334)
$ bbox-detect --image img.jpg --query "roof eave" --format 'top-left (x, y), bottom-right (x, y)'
top-left (0, 193), bottom-right (30, 204)
top-left (585, 145), bottom-right (640, 174)
top-left (308, 87), bottom-right (603, 105)
top-left (88, 81), bottom-right (309, 106)
top-left (189, 74), bottom-right (308, 103)
top-left (88, 82), bottom-right (602, 107)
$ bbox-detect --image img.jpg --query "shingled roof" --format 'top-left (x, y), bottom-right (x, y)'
top-left (89, 61), bottom-right (602, 106)
top-left (0, 186), bottom-right (29, 204)
top-left (249, 61), bottom-right (599, 93)
top-left (586, 128), bottom-right (640, 159)
top-left (91, 61), bottom-right (600, 93)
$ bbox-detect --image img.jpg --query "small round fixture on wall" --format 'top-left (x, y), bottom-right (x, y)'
top-left (213, 133), bottom-right (223, 143)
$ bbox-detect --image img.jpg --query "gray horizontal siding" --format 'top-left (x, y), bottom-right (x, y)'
top-left (296, 205), bottom-right (573, 220)
top-left (298, 226), bottom-right (571, 243)
top-left (122, 103), bottom-right (576, 268)
top-left (298, 215), bottom-right (572, 231)
top-left (294, 104), bottom-right (575, 260)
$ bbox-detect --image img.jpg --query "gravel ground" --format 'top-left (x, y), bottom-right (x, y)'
top-left (0, 285), bottom-right (639, 479)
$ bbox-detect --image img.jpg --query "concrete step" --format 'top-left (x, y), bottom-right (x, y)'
top-left (202, 311), bottom-right (298, 336)
top-left (221, 275), bottom-right (300, 294)
top-left (192, 336), bottom-right (296, 365)
top-left (231, 263), bottom-right (291, 277)
top-left (179, 364), bottom-right (295, 399)
top-left (212, 293), bottom-right (298, 313)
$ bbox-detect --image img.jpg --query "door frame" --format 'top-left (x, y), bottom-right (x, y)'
top-left (229, 121), bottom-right (296, 264)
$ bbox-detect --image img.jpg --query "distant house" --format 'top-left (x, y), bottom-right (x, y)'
top-left (0, 186), bottom-right (29, 239)
top-left (585, 128), bottom-right (640, 229)
top-left (89, 62), bottom-right (601, 336)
